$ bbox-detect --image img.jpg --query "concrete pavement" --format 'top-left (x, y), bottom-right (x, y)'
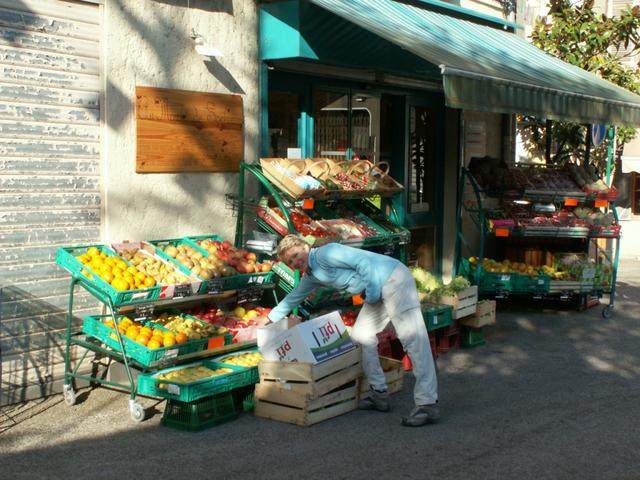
top-left (1, 259), bottom-right (640, 480)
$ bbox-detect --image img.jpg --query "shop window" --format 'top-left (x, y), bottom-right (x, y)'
top-left (408, 105), bottom-right (436, 213)
top-left (268, 91), bottom-right (300, 158)
top-left (313, 90), bottom-right (380, 162)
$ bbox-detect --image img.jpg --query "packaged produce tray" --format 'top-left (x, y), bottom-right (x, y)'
top-left (55, 245), bottom-right (160, 305)
top-left (137, 360), bottom-right (254, 402)
top-left (212, 348), bottom-right (262, 383)
top-left (82, 315), bottom-right (206, 367)
top-left (111, 241), bottom-right (202, 299)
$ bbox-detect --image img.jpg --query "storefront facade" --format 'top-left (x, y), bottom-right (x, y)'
top-left (4, 0), bottom-right (640, 404)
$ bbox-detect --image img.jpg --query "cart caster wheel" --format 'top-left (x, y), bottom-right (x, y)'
top-left (63, 384), bottom-right (76, 406)
top-left (129, 400), bottom-right (146, 423)
top-left (602, 305), bottom-right (613, 319)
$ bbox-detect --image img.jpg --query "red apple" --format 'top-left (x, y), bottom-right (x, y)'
top-left (222, 240), bottom-right (232, 250)
top-left (246, 252), bottom-right (257, 262)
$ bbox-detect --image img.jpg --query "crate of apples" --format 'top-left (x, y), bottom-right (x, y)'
top-left (196, 238), bottom-right (273, 274)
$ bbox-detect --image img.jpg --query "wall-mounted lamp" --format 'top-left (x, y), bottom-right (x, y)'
top-left (191, 29), bottom-right (223, 59)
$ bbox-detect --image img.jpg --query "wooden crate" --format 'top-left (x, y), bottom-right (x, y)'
top-left (461, 300), bottom-right (496, 328)
top-left (359, 356), bottom-right (404, 396)
top-left (437, 285), bottom-right (478, 319)
top-left (254, 347), bottom-right (362, 426)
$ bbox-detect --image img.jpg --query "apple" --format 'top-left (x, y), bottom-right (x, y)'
top-left (261, 263), bottom-right (272, 272)
top-left (222, 240), bottom-right (232, 250)
top-left (246, 252), bottom-right (257, 262)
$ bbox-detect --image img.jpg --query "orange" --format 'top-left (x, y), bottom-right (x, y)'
top-left (152, 328), bottom-right (164, 337)
top-left (135, 272), bottom-right (147, 282)
top-left (87, 246), bottom-right (99, 256)
top-left (116, 260), bottom-right (128, 271)
top-left (111, 267), bottom-right (124, 278)
top-left (143, 277), bottom-right (156, 287)
top-left (163, 337), bottom-right (176, 347)
top-left (140, 326), bottom-right (153, 337)
top-left (111, 277), bottom-right (129, 291)
top-left (135, 334), bottom-right (150, 346)
top-left (104, 319), bottom-right (115, 329)
top-left (126, 326), bottom-right (139, 340)
top-left (147, 338), bottom-right (162, 349)
top-left (127, 266), bottom-right (139, 275)
top-left (100, 271), bottom-right (114, 283)
top-left (175, 332), bottom-right (188, 344)
top-left (109, 333), bottom-right (119, 341)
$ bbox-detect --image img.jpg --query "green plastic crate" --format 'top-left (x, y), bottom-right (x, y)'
top-left (82, 315), bottom-right (206, 367)
top-left (55, 245), bottom-right (160, 305)
top-left (212, 348), bottom-right (261, 383)
top-left (512, 273), bottom-right (550, 294)
top-left (461, 326), bottom-right (486, 348)
top-left (146, 312), bottom-right (233, 349)
top-left (137, 360), bottom-right (254, 402)
top-left (161, 393), bottom-right (238, 431)
top-left (274, 262), bottom-right (351, 308)
top-left (421, 303), bottom-right (454, 331)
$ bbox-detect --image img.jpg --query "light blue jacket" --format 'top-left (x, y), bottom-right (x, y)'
top-left (268, 243), bottom-right (401, 322)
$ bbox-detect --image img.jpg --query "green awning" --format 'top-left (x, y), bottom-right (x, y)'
top-left (307, 0), bottom-right (640, 126)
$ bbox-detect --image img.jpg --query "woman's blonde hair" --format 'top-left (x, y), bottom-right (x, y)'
top-left (276, 234), bottom-right (309, 261)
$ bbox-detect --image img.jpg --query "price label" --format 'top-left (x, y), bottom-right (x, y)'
top-left (237, 286), bottom-right (262, 304)
top-left (134, 304), bottom-right (154, 322)
top-left (302, 198), bottom-right (315, 210)
top-left (564, 198), bottom-right (578, 207)
top-left (163, 348), bottom-right (179, 360)
top-left (383, 244), bottom-right (396, 255)
top-left (433, 314), bottom-right (440, 325)
top-left (206, 278), bottom-right (224, 295)
top-left (495, 228), bottom-right (510, 237)
top-left (167, 384), bottom-right (181, 396)
top-left (500, 275), bottom-right (511, 281)
top-left (594, 199), bottom-right (608, 208)
top-left (582, 267), bottom-right (596, 280)
top-left (173, 283), bottom-right (193, 298)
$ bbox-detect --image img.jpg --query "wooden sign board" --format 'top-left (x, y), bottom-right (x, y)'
top-left (135, 86), bottom-right (243, 173)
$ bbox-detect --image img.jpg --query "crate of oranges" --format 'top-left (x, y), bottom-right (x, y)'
top-left (82, 315), bottom-right (207, 367)
top-left (55, 245), bottom-right (160, 305)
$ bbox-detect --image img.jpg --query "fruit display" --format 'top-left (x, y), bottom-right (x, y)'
top-left (119, 246), bottom-right (191, 286)
top-left (468, 257), bottom-right (539, 276)
top-left (411, 266), bottom-right (472, 296)
top-left (103, 316), bottom-right (179, 349)
top-left (151, 312), bottom-right (225, 339)
top-left (157, 242), bottom-right (234, 279)
top-left (75, 247), bottom-right (156, 291)
top-left (194, 238), bottom-right (273, 274)
top-left (156, 365), bottom-right (233, 385)
top-left (568, 163), bottom-right (614, 195)
top-left (217, 351), bottom-right (263, 367)
top-left (339, 309), bottom-right (358, 327)
top-left (189, 305), bottom-right (272, 329)
top-left (269, 207), bottom-right (336, 238)
top-left (573, 207), bottom-right (616, 227)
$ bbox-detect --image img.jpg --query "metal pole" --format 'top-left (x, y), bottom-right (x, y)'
top-left (606, 126), bottom-right (615, 186)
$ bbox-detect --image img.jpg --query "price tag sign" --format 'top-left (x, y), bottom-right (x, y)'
top-left (352, 294), bottom-right (364, 306)
top-left (594, 199), bottom-right (608, 208)
top-left (134, 304), bottom-right (155, 322)
top-left (499, 275), bottom-right (511, 281)
top-left (564, 198), bottom-right (578, 207)
top-left (237, 286), bottom-right (262, 304)
top-left (173, 283), bottom-right (193, 298)
top-left (206, 278), bottom-right (224, 295)
top-left (495, 228), bottom-right (510, 237)
top-left (302, 198), bottom-right (315, 210)
top-left (167, 384), bottom-right (181, 396)
top-left (582, 267), bottom-right (596, 280)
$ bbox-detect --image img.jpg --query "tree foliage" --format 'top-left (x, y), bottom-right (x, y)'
top-left (521, 0), bottom-right (640, 170)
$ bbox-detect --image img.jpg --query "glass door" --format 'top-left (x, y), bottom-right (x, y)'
top-left (404, 94), bottom-right (445, 273)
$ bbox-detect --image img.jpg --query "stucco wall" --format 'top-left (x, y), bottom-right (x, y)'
top-left (103, 0), bottom-right (259, 242)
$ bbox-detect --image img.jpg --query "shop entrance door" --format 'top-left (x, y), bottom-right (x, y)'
top-left (403, 94), bottom-right (445, 273)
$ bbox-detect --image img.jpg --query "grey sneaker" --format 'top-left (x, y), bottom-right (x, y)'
top-left (358, 387), bottom-right (390, 412)
top-left (401, 403), bottom-right (440, 426)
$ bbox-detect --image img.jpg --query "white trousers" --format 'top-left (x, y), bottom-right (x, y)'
top-left (350, 265), bottom-right (438, 406)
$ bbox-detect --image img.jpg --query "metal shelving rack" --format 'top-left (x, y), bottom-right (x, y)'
top-left (61, 262), bottom-right (275, 422)
top-left (454, 167), bottom-right (620, 318)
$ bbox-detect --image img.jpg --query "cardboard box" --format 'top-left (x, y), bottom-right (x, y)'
top-left (461, 300), bottom-right (496, 328)
top-left (258, 311), bottom-right (355, 364)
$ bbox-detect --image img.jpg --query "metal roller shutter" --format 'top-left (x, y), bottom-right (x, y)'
top-left (0, 0), bottom-right (102, 404)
